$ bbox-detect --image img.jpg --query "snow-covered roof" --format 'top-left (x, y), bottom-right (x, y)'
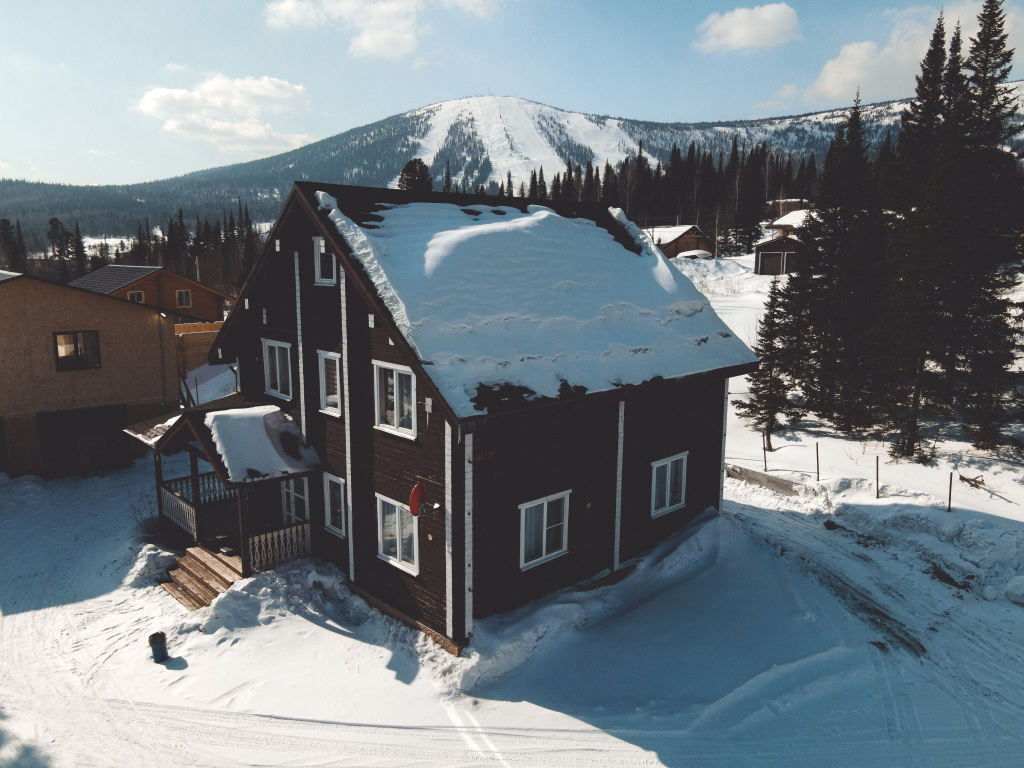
top-left (771, 209), bottom-right (811, 229)
top-left (646, 225), bottom-right (702, 243)
top-left (0, 269), bottom-right (21, 283)
top-left (676, 249), bottom-right (713, 259)
top-left (315, 192), bottom-right (756, 416)
top-left (205, 406), bottom-right (319, 484)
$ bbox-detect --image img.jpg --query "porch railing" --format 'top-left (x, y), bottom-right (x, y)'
top-left (160, 486), bottom-right (197, 538)
top-left (159, 472), bottom-right (236, 540)
top-left (249, 523), bottom-right (311, 572)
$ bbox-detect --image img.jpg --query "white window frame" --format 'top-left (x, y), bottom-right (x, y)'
top-left (281, 477), bottom-right (309, 526)
top-left (324, 473), bottom-right (346, 538)
top-left (318, 350), bottom-right (342, 416)
top-left (376, 493), bottom-right (418, 575)
top-left (263, 338), bottom-right (292, 400)
top-left (127, 290), bottom-right (144, 303)
top-left (314, 237), bottom-right (336, 286)
top-left (176, 289), bottom-right (192, 308)
top-left (372, 360), bottom-right (417, 439)
top-left (651, 451), bottom-right (688, 518)
top-left (519, 490), bottom-right (571, 571)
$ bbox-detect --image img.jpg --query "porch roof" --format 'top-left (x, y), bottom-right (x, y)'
top-left (124, 394), bottom-right (321, 488)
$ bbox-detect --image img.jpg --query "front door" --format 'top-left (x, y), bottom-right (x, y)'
top-left (281, 477), bottom-right (309, 526)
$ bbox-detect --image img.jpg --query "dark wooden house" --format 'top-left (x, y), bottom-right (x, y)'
top-left (647, 225), bottom-right (713, 258)
top-left (71, 265), bottom-right (233, 323)
top-left (128, 185), bottom-right (757, 653)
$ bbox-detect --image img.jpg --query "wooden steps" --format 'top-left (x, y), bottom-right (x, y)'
top-left (161, 547), bottom-right (243, 610)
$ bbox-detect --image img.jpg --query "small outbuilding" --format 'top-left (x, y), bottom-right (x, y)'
top-left (646, 225), bottom-right (713, 258)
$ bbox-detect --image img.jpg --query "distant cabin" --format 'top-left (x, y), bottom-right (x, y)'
top-left (127, 184), bottom-right (757, 653)
top-left (70, 265), bottom-right (234, 323)
top-left (754, 209), bottom-right (810, 275)
top-left (646, 225), bottom-right (713, 258)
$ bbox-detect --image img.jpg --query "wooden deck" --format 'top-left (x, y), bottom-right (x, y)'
top-left (161, 546), bottom-right (244, 610)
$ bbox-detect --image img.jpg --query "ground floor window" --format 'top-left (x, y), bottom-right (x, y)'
top-left (651, 452), bottom-right (687, 517)
top-left (281, 477), bottom-right (309, 526)
top-left (324, 473), bottom-right (346, 537)
top-left (377, 493), bottom-right (418, 574)
top-left (520, 490), bottom-right (570, 570)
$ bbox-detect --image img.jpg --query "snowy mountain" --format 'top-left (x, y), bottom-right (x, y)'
top-left (3, 88), bottom-right (1023, 238)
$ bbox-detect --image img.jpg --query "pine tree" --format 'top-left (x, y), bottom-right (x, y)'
top-left (13, 221), bottom-right (27, 273)
top-left (397, 158), bottom-right (433, 193)
top-left (443, 161), bottom-right (453, 193)
top-left (528, 170), bottom-right (538, 198)
top-left (965, 0), bottom-right (1017, 147)
top-left (0, 219), bottom-right (15, 270)
top-left (73, 222), bottom-right (86, 275)
top-left (537, 167), bottom-right (547, 199)
top-left (733, 278), bottom-right (801, 450)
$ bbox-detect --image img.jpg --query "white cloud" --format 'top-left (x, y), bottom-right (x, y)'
top-left (263, 0), bottom-right (497, 59)
top-left (694, 3), bottom-right (801, 53)
top-left (755, 83), bottom-right (800, 114)
top-left (802, 2), bottom-right (1024, 107)
top-left (138, 74), bottom-right (311, 155)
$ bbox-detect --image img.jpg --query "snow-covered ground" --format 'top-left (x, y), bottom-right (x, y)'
top-left (3, 257), bottom-right (1024, 766)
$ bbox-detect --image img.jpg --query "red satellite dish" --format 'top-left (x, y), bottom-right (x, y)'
top-left (409, 482), bottom-right (425, 517)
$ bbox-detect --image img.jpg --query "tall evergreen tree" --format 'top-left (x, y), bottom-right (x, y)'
top-left (965, 0), bottom-right (1018, 147)
top-left (397, 158), bottom-right (433, 193)
top-left (733, 278), bottom-right (801, 450)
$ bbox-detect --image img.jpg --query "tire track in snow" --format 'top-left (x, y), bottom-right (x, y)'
top-left (725, 489), bottom-right (1024, 744)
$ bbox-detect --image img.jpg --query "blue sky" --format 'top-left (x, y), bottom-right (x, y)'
top-left (2, 0), bottom-right (1020, 185)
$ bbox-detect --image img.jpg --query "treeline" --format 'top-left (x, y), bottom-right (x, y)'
top-left (738, 0), bottom-right (1024, 458)
top-left (1, 199), bottom-right (263, 294)
top-left (424, 138), bottom-right (821, 256)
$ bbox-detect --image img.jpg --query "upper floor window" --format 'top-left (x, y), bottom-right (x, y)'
top-left (318, 350), bottom-right (341, 416)
top-left (520, 490), bottom-right (570, 570)
top-left (377, 493), bottom-right (418, 574)
top-left (373, 361), bottom-right (416, 439)
top-left (176, 289), bottom-right (192, 308)
top-left (54, 331), bottom-right (101, 371)
top-left (651, 452), bottom-right (688, 518)
top-left (314, 237), bottom-right (336, 285)
top-left (263, 338), bottom-right (292, 400)
top-left (127, 291), bottom-right (144, 303)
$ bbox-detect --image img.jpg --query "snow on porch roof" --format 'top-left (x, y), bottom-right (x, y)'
top-left (204, 405), bottom-right (319, 484)
top-left (316, 192), bottom-right (757, 417)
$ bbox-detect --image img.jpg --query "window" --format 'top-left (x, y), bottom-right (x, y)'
top-left (520, 491), bottom-right (570, 570)
top-left (54, 331), bottom-right (101, 371)
top-left (263, 339), bottom-right (292, 399)
top-left (176, 289), bottom-right (192, 308)
top-left (373, 361), bottom-right (416, 438)
top-left (324, 473), bottom-right (346, 537)
top-left (281, 477), bottom-right (309, 526)
top-left (314, 238), bottom-right (336, 285)
top-left (651, 452), bottom-right (688, 517)
top-left (127, 291), bottom-right (144, 303)
top-left (377, 494), bottom-right (418, 574)
top-left (318, 351), bottom-right (341, 415)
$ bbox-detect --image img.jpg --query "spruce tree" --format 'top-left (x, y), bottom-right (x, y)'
top-left (0, 219), bottom-right (15, 270)
top-left (397, 158), bottom-right (433, 193)
top-left (965, 0), bottom-right (1017, 147)
top-left (733, 277), bottom-right (801, 450)
top-left (443, 161), bottom-right (452, 193)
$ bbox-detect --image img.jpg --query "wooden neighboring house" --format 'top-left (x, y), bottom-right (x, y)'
top-left (70, 265), bottom-right (233, 323)
top-left (754, 209), bottom-right (810, 275)
top-left (0, 270), bottom-right (178, 478)
top-left (646, 225), bottom-right (713, 258)
top-left (126, 184), bottom-right (757, 653)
